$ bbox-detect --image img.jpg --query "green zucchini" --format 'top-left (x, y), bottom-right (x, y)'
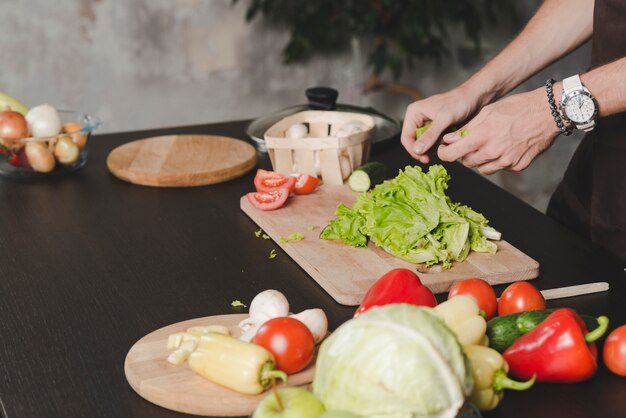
top-left (348, 162), bottom-right (387, 192)
top-left (487, 309), bottom-right (599, 353)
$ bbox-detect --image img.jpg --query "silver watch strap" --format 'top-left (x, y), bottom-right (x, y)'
top-left (563, 74), bottom-right (583, 95)
top-left (578, 121), bottom-right (595, 132)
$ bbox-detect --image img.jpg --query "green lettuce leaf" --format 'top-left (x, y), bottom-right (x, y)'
top-left (321, 165), bottom-right (499, 268)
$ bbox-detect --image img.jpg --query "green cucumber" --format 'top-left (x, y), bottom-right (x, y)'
top-left (487, 309), bottom-right (599, 353)
top-left (348, 162), bottom-right (387, 192)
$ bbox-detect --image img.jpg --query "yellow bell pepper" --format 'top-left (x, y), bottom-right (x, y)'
top-left (188, 333), bottom-right (287, 395)
top-left (434, 295), bottom-right (487, 346)
top-left (464, 345), bottom-right (535, 411)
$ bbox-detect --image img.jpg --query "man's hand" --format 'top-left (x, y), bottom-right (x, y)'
top-left (401, 87), bottom-right (480, 164)
top-left (437, 88), bottom-right (561, 174)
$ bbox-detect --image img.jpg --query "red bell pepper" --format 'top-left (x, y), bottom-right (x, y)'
top-left (353, 268), bottom-right (437, 318)
top-left (503, 308), bottom-right (609, 383)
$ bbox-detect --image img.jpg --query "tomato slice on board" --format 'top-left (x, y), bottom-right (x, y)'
top-left (246, 188), bottom-right (289, 211)
top-left (254, 169), bottom-right (296, 193)
top-left (293, 173), bottom-right (320, 195)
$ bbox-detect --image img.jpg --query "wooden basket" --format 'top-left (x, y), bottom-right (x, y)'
top-left (264, 110), bottom-right (375, 186)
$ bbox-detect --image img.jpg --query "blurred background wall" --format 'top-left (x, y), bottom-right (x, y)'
top-left (0, 0), bottom-right (591, 211)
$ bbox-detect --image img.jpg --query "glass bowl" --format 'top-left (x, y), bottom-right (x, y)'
top-left (0, 110), bottom-right (102, 178)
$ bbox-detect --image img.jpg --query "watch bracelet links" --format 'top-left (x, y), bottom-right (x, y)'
top-left (545, 78), bottom-right (573, 136)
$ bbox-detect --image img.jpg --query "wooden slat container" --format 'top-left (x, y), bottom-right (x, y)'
top-left (264, 110), bottom-right (375, 186)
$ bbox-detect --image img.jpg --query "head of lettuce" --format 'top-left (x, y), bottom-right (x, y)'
top-left (320, 165), bottom-right (500, 269)
top-left (313, 304), bottom-right (473, 417)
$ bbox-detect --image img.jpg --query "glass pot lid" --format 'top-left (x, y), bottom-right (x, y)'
top-left (245, 87), bottom-right (402, 152)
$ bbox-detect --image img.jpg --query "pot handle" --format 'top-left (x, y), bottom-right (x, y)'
top-left (305, 87), bottom-right (338, 110)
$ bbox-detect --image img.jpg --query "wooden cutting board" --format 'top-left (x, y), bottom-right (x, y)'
top-left (107, 135), bottom-right (256, 187)
top-left (240, 184), bottom-right (539, 305)
top-left (124, 314), bottom-right (317, 417)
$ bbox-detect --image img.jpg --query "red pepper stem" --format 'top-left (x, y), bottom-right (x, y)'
top-left (585, 316), bottom-right (609, 343)
top-left (493, 369), bottom-right (536, 391)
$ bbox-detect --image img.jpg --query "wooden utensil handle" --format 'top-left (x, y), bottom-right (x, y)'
top-left (540, 282), bottom-right (609, 301)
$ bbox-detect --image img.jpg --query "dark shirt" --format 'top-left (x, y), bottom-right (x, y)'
top-left (547, 0), bottom-right (626, 262)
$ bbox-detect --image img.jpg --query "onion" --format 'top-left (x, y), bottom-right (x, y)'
top-left (0, 106), bottom-right (29, 141)
top-left (54, 136), bottom-right (80, 165)
top-left (26, 104), bottom-right (62, 138)
top-left (63, 122), bottom-right (87, 149)
top-left (25, 141), bottom-right (55, 173)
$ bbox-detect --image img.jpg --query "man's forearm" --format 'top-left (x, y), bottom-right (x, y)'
top-left (580, 57), bottom-right (626, 117)
top-left (460, 0), bottom-right (593, 106)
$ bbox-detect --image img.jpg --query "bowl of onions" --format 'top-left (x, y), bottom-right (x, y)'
top-left (0, 104), bottom-right (101, 178)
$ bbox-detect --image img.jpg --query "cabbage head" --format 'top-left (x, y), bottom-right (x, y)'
top-left (313, 304), bottom-right (473, 418)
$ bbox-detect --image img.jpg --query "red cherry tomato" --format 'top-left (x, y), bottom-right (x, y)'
top-left (292, 173), bottom-right (320, 195)
top-left (246, 188), bottom-right (289, 211)
top-left (253, 317), bottom-right (315, 374)
top-left (448, 278), bottom-right (497, 320)
top-left (603, 325), bottom-right (626, 376)
top-left (254, 169), bottom-right (296, 194)
top-left (8, 148), bottom-right (29, 167)
top-left (498, 281), bottom-right (546, 316)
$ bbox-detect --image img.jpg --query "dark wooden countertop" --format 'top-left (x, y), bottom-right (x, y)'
top-left (0, 120), bottom-right (624, 418)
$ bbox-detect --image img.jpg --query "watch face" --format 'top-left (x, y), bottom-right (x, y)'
top-left (563, 93), bottom-right (595, 123)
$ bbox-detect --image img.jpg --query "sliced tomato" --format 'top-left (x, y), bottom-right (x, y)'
top-left (246, 188), bottom-right (289, 211)
top-left (293, 173), bottom-right (320, 195)
top-left (254, 169), bottom-right (296, 193)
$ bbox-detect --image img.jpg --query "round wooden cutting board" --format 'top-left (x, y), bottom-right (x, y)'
top-left (107, 135), bottom-right (257, 187)
top-left (124, 314), bottom-right (317, 417)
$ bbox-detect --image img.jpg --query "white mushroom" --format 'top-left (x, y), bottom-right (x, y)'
top-left (286, 123), bottom-right (308, 139)
top-left (238, 289), bottom-right (290, 341)
top-left (289, 308), bottom-right (328, 344)
top-left (336, 120), bottom-right (368, 138)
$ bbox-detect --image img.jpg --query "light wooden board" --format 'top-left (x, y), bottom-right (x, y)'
top-left (107, 135), bottom-right (256, 187)
top-left (241, 184), bottom-right (540, 305)
top-left (124, 314), bottom-right (316, 417)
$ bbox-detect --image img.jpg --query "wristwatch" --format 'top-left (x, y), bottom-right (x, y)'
top-left (559, 74), bottom-right (597, 132)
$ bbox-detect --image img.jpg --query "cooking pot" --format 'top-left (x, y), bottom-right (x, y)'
top-left (245, 87), bottom-right (402, 152)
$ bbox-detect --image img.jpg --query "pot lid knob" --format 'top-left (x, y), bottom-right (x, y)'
top-left (305, 87), bottom-right (338, 110)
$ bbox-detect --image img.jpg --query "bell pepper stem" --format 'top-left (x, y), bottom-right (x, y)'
top-left (585, 315), bottom-right (609, 343)
top-left (493, 369), bottom-right (536, 391)
top-left (261, 367), bottom-right (288, 385)
top-left (260, 361), bottom-right (288, 394)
